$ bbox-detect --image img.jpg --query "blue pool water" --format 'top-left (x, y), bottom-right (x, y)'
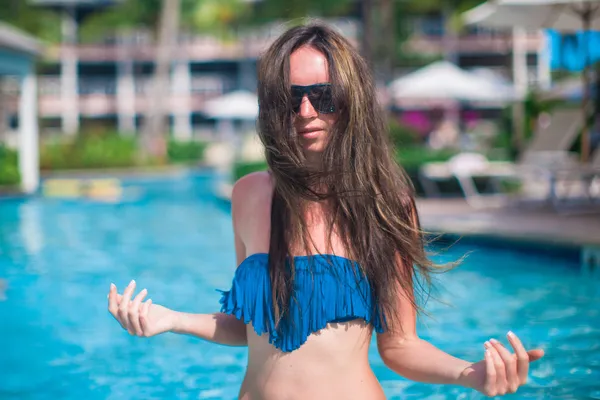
top-left (1, 171), bottom-right (599, 399)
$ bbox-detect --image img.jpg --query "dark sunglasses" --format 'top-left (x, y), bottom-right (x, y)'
top-left (290, 83), bottom-right (336, 114)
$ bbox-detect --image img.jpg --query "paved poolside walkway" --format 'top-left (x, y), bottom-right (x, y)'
top-left (417, 199), bottom-right (600, 247)
top-left (4, 173), bottom-right (599, 248)
top-left (212, 180), bottom-right (600, 247)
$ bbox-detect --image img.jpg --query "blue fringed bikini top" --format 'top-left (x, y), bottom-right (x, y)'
top-left (218, 253), bottom-right (385, 352)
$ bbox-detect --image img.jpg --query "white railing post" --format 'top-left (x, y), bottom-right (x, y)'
top-left (172, 59), bottom-right (192, 140)
top-left (18, 69), bottom-right (39, 194)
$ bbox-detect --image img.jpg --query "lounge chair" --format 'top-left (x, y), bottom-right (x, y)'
top-left (522, 108), bottom-right (582, 154)
top-left (419, 152), bottom-right (516, 208)
top-left (542, 147), bottom-right (600, 211)
top-left (515, 107), bottom-right (599, 211)
top-left (419, 108), bottom-right (584, 209)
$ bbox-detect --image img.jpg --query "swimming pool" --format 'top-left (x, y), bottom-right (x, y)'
top-left (1, 171), bottom-right (598, 399)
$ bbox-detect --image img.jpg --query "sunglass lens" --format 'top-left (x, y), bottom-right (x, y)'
top-left (290, 85), bottom-right (335, 114)
top-left (291, 87), bottom-right (304, 113)
top-left (309, 85), bottom-right (334, 113)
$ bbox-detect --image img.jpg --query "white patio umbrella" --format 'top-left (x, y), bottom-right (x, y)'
top-left (203, 90), bottom-right (258, 120)
top-left (464, 0), bottom-right (600, 31)
top-left (389, 61), bottom-right (518, 103)
top-left (464, 0), bottom-right (600, 161)
top-left (203, 90), bottom-right (259, 148)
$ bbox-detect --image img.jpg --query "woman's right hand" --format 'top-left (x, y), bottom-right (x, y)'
top-left (108, 280), bottom-right (177, 337)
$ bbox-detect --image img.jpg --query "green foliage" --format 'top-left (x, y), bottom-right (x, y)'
top-left (0, 145), bottom-right (20, 186)
top-left (167, 140), bottom-right (207, 164)
top-left (80, 0), bottom-right (249, 42)
top-left (394, 51), bottom-right (443, 69)
top-left (490, 129), bottom-right (514, 159)
top-left (389, 119), bottom-right (421, 148)
top-left (0, 0), bottom-right (61, 43)
top-left (232, 160), bottom-right (268, 181)
top-left (523, 90), bottom-right (565, 141)
top-left (404, 0), bottom-right (487, 14)
top-left (395, 146), bottom-right (456, 170)
top-left (38, 131), bottom-right (208, 170)
top-left (192, 0), bottom-right (252, 39)
top-left (249, 0), bottom-right (354, 24)
top-left (40, 132), bottom-right (139, 170)
top-left (81, 0), bottom-right (190, 40)
top-left (394, 146), bottom-right (459, 196)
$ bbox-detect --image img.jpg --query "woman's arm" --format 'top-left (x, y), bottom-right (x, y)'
top-left (171, 311), bottom-right (247, 345)
top-left (107, 281), bottom-right (248, 346)
top-left (377, 200), bottom-right (473, 383)
top-left (377, 204), bottom-right (544, 396)
top-left (377, 323), bottom-right (471, 384)
top-left (107, 175), bottom-right (270, 346)
top-left (169, 206), bottom-right (251, 346)
top-left (376, 288), bottom-right (543, 394)
top-left (376, 278), bottom-right (471, 385)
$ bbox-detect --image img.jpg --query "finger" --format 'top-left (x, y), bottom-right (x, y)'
top-left (486, 341), bottom-right (507, 395)
top-left (490, 338), bottom-right (518, 393)
top-left (507, 331), bottom-right (530, 384)
top-left (140, 298), bottom-right (152, 336)
top-left (119, 280), bottom-right (136, 334)
top-left (129, 288), bottom-right (148, 336)
top-left (108, 283), bottom-right (119, 319)
top-left (484, 348), bottom-right (497, 397)
top-left (527, 349), bottom-right (545, 362)
top-left (108, 293), bottom-right (123, 304)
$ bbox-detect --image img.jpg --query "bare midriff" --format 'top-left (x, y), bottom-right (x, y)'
top-left (237, 320), bottom-right (387, 400)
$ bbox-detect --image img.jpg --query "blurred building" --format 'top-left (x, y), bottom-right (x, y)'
top-left (2, 0), bottom-right (359, 140)
top-left (2, 2), bottom-right (548, 140)
top-left (24, 0), bottom-right (260, 139)
top-left (35, 27), bottom-right (266, 140)
top-left (0, 21), bottom-right (42, 193)
top-left (390, 11), bottom-right (550, 125)
top-left (404, 12), bottom-right (548, 90)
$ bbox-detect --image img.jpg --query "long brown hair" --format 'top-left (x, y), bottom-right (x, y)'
top-left (256, 22), bottom-right (446, 333)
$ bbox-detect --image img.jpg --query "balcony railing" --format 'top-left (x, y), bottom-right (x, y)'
top-left (406, 32), bottom-right (543, 55)
top-left (408, 15), bottom-right (543, 54)
top-left (80, 77), bottom-right (117, 95)
top-left (36, 74), bottom-right (236, 96)
top-left (42, 18), bottom-right (360, 62)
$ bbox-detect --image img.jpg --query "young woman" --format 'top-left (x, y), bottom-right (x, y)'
top-left (108, 23), bottom-right (544, 399)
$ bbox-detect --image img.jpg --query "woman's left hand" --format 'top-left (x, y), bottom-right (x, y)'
top-left (458, 331), bottom-right (545, 397)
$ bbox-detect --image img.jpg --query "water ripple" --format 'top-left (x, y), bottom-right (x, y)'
top-left (1, 173), bottom-right (597, 399)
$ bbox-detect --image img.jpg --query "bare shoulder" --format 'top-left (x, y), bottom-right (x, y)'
top-left (231, 171), bottom-right (273, 224)
top-left (231, 171), bottom-right (273, 203)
